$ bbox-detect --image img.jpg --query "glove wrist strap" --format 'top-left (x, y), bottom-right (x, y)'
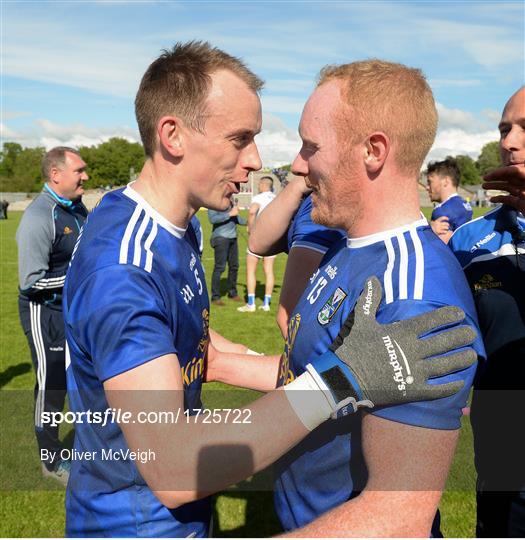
top-left (283, 371), bottom-right (334, 431)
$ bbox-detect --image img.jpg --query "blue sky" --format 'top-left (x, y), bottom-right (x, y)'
top-left (2, 0), bottom-right (524, 167)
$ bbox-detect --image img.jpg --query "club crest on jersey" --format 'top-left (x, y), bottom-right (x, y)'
top-left (63, 226), bottom-right (73, 235)
top-left (474, 273), bottom-right (502, 291)
top-left (317, 287), bottom-right (347, 325)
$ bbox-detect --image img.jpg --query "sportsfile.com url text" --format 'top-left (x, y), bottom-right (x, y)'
top-left (40, 408), bottom-right (252, 427)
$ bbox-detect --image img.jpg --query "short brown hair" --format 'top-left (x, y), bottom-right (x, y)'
top-left (426, 157), bottom-right (461, 187)
top-left (135, 41), bottom-right (264, 157)
top-left (318, 59), bottom-right (437, 176)
top-left (41, 146), bottom-right (81, 181)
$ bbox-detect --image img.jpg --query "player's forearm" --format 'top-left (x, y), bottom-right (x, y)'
top-left (147, 388), bottom-right (312, 508)
top-left (284, 414), bottom-right (459, 537)
top-left (208, 351), bottom-right (280, 392)
top-left (208, 328), bottom-right (249, 355)
top-left (277, 247), bottom-right (325, 335)
top-left (247, 212), bottom-right (256, 234)
top-left (280, 490), bottom-right (441, 537)
top-left (276, 304), bottom-right (290, 339)
top-left (249, 181), bottom-right (306, 255)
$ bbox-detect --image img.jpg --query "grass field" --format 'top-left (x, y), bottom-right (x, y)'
top-left (0, 207), bottom-right (488, 537)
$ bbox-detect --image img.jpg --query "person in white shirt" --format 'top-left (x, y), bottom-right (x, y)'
top-left (238, 176), bottom-right (276, 312)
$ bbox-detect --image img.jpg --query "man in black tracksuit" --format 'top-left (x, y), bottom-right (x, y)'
top-left (16, 146), bottom-right (88, 484)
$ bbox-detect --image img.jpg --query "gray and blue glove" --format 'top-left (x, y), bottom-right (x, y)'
top-left (284, 276), bottom-right (477, 430)
top-left (305, 276), bottom-right (477, 419)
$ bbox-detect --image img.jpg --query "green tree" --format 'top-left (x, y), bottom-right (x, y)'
top-left (0, 143), bottom-right (44, 192)
top-left (12, 147), bottom-right (45, 192)
top-left (454, 155), bottom-right (481, 186)
top-left (0, 142), bottom-right (23, 178)
top-left (476, 141), bottom-right (501, 176)
top-left (79, 138), bottom-right (145, 188)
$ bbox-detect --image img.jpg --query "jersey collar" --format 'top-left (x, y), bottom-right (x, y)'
top-left (43, 183), bottom-right (73, 207)
top-left (123, 184), bottom-right (187, 239)
top-left (434, 192), bottom-right (460, 209)
top-left (346, 217), bottom-right (429, 249)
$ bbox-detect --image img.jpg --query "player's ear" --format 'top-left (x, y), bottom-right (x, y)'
top-left (363, 132), bottom-right (390, 174)
top-left (49, 165), bottom-right (61, 184)
top-left (157, 116), bottom-right (185, 158)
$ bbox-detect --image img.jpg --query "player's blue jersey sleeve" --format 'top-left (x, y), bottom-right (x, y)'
top-left (431, 197), bottom-right (473, 231)
top-left (287, 195), bottom-right (345, 254)
top-left (68, 264), bottom-right (177, 382)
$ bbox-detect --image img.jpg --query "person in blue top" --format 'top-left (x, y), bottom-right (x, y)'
top-left (269, 59), bottom-right (485, 537)
top-left (207, 200), bottom-right (246, 305)
top-left (426, 157), bottom-right (473, 243)
top-left (63, 42), bottom-right (478, 538)
top-left (449, 86), bottom-right (525, 538)
top-left (249, 176), bottom-right (345, 337)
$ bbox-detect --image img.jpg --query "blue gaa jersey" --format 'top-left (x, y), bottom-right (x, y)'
top-left (63, 186), bottom-right (211, 537)
top-left (189, 214), bottom-right (204, 257)
top-left (448, 205), bottom-right (525, 362)
top-left (287, 195), bottom-right (346, 254)
top-left (449, 206), bottom-right (525, 492)
top-left (431, 194), bottom-right (473, 231)
top-left (274, 218), bottom-right (485, 530)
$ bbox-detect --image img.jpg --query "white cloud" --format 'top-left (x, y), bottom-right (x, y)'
top-left (481, 108), bottom-right (502, 124)
top-left (35, 119), bottom-right (138, 142)
top-left (436, 102), bottom-right (499, 132)
top-left (2, 16), bottom-right (148, 98)
top-left (426, 128), bottom-right (499, 164)
top-left (463, 39), bottom-right (523, 69)
top-left (4, 106), bottom-right (500, 171)
top-left (4, 114), bottom-right (298, 167)
top-left (256, 114), bottom-right (301, 167)
top-left (426, 20), bottom-right (522, 70)
top-left (436, 102), bottom-right (477, 130)
top-left (2, 110), bottom-right (32, 120)
top-left (0, 123), bottom-right (21, 139)
top-left (2, 118), bottom-right (140, 150)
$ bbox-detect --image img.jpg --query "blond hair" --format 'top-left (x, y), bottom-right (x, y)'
top-left (135, 41), bottom-right (264, 157)
top-left (318, 59), bottom-right (437, 175)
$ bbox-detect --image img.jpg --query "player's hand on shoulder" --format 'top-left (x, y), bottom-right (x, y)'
top-left (290, 175), bottom-right (313, 197)
top-left (306, 276), bottom-right (477, 418)
top-left (483, 163), bottom-right (525, 213)
top-left (431, 216), bottom-right (450, 236)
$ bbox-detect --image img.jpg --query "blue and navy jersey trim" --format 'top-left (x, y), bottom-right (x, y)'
top-left (346, 217), bottom-right (427, 304)
top-left (450, 205), bottom-right (525, 269)
top-left (118, 203), bottom-right (159, 273)
top-left (117, 185), bottom-right (187, 273)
